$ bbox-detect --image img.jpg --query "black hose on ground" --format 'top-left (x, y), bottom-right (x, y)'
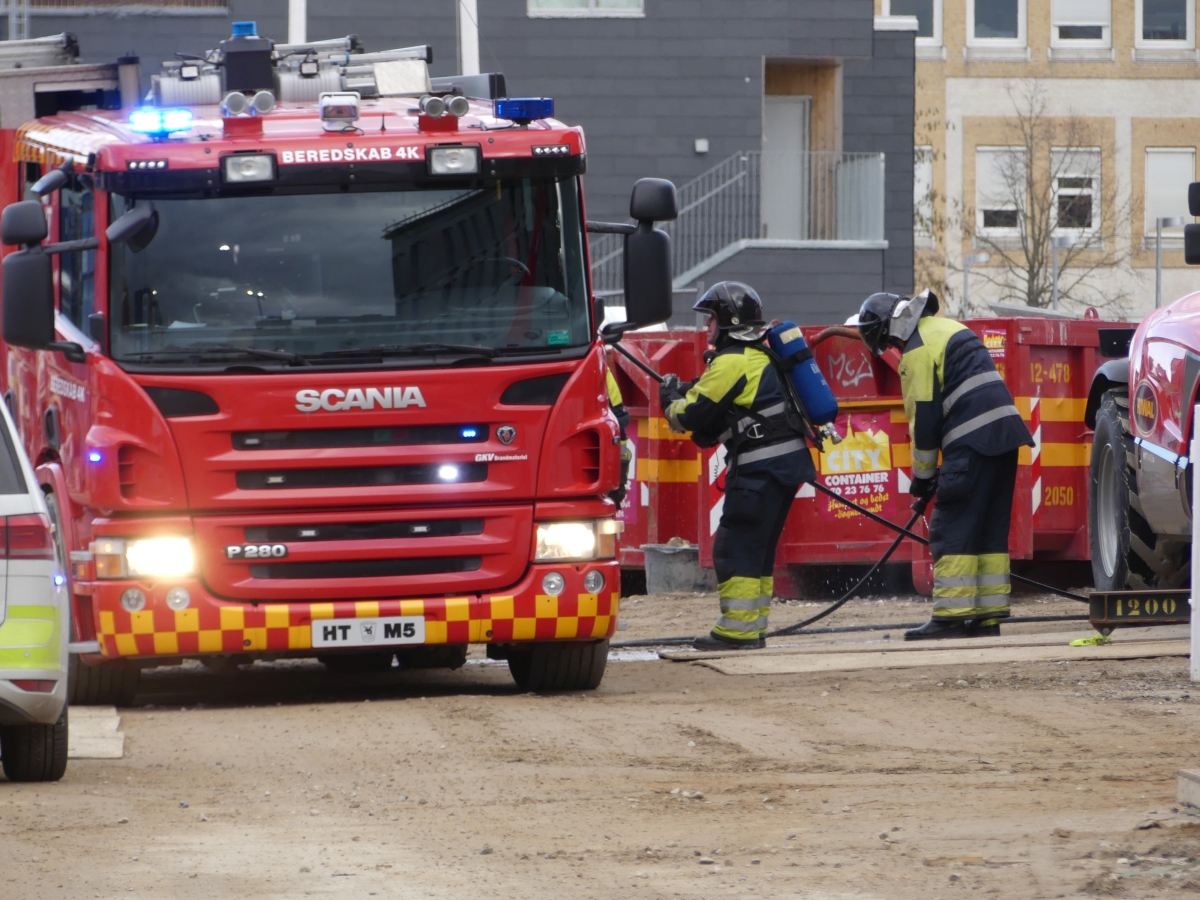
top-left (608, 614), bottom-right (1091, 650)
top-left (810, 481), bottom-right (1091, 604)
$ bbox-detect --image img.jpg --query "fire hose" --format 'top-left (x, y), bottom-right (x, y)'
top-left (606, 340), bottom-right (1090, 646)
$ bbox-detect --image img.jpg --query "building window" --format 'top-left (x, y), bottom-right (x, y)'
top-left (528, 0), bottom-right (644, 16)
top-left (1136, 0), bottom-right (1194, 46)
top-left (915, 146), bottom-right (935, 247)
top-left (1144, 148), bottom-right (1195, 240)
top-left (976, 147), bottom-right (1024, 234)
top-left (970, 0), bottom-right (1025, 43)
top-left (1051, 0), bottom-right (1110, 46)
top-left (891, 0), bottom-right (942, 43)
top-left (1052, 148), bottom-right (1100, 234)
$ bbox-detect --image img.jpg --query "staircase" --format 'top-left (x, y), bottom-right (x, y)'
top-left (590, 149), bottom-right (885, 302)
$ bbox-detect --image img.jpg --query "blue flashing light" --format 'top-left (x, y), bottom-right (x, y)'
top-left (54, 574), bottom-right (65, 587)
top-left (87, 450), bottom-right (102, 463)
top-left (493, 97), bottom-right (554, 124)
top-left (129, 107), bottom-right (193, 136)
top-left (461, 427), bottom-right (478, 439)
top-left (231, 20), bottom-right (258, 37)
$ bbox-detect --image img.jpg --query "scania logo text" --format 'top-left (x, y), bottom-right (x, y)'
top-left (295, 387), bottom-right (427, 412)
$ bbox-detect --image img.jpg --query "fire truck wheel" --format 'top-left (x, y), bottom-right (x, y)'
top-left (43, 489), bottom-right (142, 708)
top-left (1089, 390), bottom-right (1188, 591)
top-left (68, 656), bottom-right (140, 707)
top-left (0, 704), bottom-right (68, 782)
top-left (318, 653), bottom-right (395, 674)
top-left (507, 640), bottom-right (609, 692)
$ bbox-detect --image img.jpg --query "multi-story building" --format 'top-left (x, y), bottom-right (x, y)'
top-left (7, 0), bottom-right (918, 325)
top-left (888, 0), bottom-right (1200, 316)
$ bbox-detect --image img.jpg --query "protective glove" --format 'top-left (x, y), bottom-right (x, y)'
top-left (658, 373), bottom-right (685, 410)
top-left (910, 474), bottom-right (937, 501)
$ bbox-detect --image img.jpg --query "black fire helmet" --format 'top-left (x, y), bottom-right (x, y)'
top-left (692, 282), bottom-right (765, 330)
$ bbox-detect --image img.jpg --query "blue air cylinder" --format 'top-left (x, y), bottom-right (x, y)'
top-left (767, 322), bottom-right (839, 425)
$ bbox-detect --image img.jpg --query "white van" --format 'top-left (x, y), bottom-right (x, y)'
top-left (0, 402), bottom-right (68, 782)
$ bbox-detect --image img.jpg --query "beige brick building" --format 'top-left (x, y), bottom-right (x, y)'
top-left (880, 0), bottom-right (1200, 317)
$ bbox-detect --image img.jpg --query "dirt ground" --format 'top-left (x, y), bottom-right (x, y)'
top-left (3, 590), bottom-right (1199, 900)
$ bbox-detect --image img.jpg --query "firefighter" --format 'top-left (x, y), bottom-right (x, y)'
top-left (606, 368), bottom-right (633, 506)
top-left (660, 282), bottom-right (814, 651)
top-left (851, 290), bottom-right (1034, 640)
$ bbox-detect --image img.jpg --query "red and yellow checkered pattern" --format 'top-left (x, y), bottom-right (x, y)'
top-left (96, 592), bottom-right (619, 658)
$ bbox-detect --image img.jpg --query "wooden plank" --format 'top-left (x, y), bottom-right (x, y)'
top-left (661, 624), bottom-right (1188, 661)
top-left (691, 640), bottom-right (1188, 676)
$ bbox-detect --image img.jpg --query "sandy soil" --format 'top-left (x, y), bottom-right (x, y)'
top-left (2, 591), bottom-right (1198, 899)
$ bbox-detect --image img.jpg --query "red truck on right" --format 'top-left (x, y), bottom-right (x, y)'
top-left (1086, 181), bottom-right (1200, 599)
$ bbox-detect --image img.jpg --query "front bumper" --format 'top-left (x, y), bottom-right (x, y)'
top-left (88, 560), bottom-right (620, 660)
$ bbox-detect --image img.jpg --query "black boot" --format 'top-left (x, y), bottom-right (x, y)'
top-left (692, 632), bottom-right (765, 651)
top-left (904, 618), bottom-right (1001, 641)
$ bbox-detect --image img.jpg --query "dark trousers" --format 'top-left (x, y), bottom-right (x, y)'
top-left (928, 447), bottom-right (1018, 621)
top-left (710, 469), bottom-right (798, 639)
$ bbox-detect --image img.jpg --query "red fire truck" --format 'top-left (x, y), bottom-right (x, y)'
top-left (0, 27), bottom-right (676, 703)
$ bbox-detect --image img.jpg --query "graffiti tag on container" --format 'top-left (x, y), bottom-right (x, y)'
top-left (828, 353), bottom-right (874, 388)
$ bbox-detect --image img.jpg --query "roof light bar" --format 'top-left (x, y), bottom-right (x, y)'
top-left (493, 97), bottom-right (554, 125)
top-left (128, 107), bottom-right (193, 137)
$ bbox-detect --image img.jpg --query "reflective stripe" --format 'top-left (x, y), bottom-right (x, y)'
top-left (942, 405), bottom-right (1022, 447)
top-left (934, 575), bottom-right (978, 588)
top-left (716, 615), bottom-right (762, 634)
top-left (738, 438), bottom-right (806, 465)
top-left (977, 573), bottom-right (1010, 586)
top-left (942, 371), bottom-right (1003, 416)
top-left (932, 604), bottom-right (1011, 620)
top-left (720, 597), bottom-right (762, 612)
top-left (912, 447), bottom-right (939, 478)
top-left (736, 402), bottom-right (787, 434)
top-left (756, 616), bottom-right (769, 631)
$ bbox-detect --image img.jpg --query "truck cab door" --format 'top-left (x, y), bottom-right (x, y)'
top-left (48, 173), bottom-right (95, 505)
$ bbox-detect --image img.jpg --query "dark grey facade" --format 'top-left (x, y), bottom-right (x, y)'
top-left (19, 0), bottom-right (915, 325)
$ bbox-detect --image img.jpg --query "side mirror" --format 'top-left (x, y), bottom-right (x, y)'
top-left (623, 225), bottom-right (673, 329)
top-left (2, 249), bottom-right (55, 349)
top-left (1185, 223), bottom-right (1200, 266)
top-left (1, 200), bottom-right (47, 247)
top-left (106, 203), bottom-right (158, 253)
top-left (630, 178), bottom-right (678, 223)
top-left (1189, 182), bottom-right (1200, 217)
top-left (31, 168), bottom-right (68, 197)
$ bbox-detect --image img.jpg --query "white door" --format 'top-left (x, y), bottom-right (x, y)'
top-left (761, 95), bottom-right (811, 240)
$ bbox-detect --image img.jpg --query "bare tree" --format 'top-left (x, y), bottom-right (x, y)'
top-left (962, 81), bottom-right (1135, 315)
top-left (912, 79), bottom-right (958, 307)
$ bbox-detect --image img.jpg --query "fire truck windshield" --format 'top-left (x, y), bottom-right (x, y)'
top-left (108, 176), bottom-right (590, 367)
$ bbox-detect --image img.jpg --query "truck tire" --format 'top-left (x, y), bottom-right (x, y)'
top-left (507, 640), bottom-right (608, 692)
top-left (0, 705), bottom-right (67, 782)
top-left (45, 490), bottom-right (141, 707)
top-left (1089, 390), bottom-right (1189, 590)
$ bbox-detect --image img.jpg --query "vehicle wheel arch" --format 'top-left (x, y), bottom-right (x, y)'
top-left (1085, 358), bottom-right (1129, 430)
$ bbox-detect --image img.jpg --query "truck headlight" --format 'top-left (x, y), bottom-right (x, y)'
top-left (427, 145), bottom-right (480, 176)
top-left (535, 519), bottom-right (621, 562)
top-left (92, 537), bottom-right (195, 579)
top-left (222, 153), bottom-right (276, 184)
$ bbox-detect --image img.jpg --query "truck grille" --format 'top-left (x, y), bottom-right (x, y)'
top-left (249, 556), bottom-right (482, 580)
top-left (233, 424), bottom-right (487, 450)
top-left (236, 463), bottom-right (488, 490)
top-left (243, 518), bottom-right (484, 543)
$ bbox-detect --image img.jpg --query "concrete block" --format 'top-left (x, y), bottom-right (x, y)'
top-left (68, 706), bottom-right (125, 760)
top-left (1178, 770), bottom-right (1200, 808)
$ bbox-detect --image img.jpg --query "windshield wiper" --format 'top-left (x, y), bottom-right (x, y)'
top-left (127, 345), bottom-right (311, 366)
top-left (308, 342), bottom-right (500, 360)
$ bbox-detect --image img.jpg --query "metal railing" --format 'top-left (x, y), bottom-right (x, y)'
top-left (590, 149), bottom-right (885, 300)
